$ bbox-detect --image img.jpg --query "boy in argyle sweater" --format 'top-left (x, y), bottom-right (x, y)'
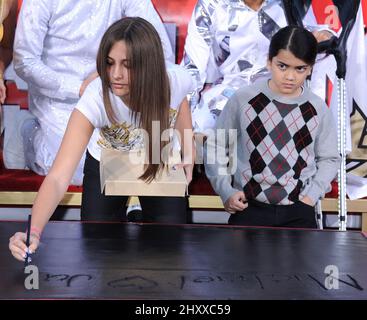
top-left (205, 26), bottom-right (340, 228)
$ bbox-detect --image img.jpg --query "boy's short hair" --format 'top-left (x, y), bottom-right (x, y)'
top-left (269, 26), bottom-right (318, 65)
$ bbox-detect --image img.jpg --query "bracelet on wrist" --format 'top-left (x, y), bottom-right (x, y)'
top-left (29, 226), bottom-right (42, 240)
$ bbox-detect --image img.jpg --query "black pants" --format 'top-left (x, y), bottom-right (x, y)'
top-left (228, 199), bottom-right (317, 229)
top-left (81, 151), bottom-right (189, 223)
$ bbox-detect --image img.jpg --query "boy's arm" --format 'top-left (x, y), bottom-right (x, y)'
top-left (204, 94), bottom-right (240, 204)
top-left (303, 108), bottom-right (341, 204)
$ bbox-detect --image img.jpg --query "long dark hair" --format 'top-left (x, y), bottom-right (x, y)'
top-left (269, 26), bottom-right (318, 65)
top-left (96, 17), bottom-right (170, 183)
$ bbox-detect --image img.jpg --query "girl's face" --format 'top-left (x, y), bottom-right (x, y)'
top-left (267, 49), bottom-right (312, 98)
top-left (107, 40), bottom-right (130, 103)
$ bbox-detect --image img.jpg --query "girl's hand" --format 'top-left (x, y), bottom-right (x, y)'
top-left (183, 163), bottom-right (193, 184)
top-left (173, 163), bottom-right (194, 184)
top-left (9, 232), bottom-right (40, 262)
top-left (224, 191), bottom-right (248, 214)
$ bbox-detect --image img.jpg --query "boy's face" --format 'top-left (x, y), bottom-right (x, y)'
top-left (267, 49), bottom-right (312, 98)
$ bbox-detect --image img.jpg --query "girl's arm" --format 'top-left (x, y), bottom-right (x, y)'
top-left (9, 109), bottom-right (94, 261)
top-left (174, 97), bottom-right (195, 184)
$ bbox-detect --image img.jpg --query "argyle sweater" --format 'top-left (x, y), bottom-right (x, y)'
top-left (204, 79), bottom-right (340, 205)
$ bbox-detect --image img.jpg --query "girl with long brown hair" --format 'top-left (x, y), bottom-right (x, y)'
top-left (9, 17), bottom-right (195, 261)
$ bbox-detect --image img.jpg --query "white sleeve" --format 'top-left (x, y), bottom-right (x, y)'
top-left (167, 63), bottom-right (194, 110)
top-left (74, 78), bottom-right (105, 129)
top-left (303, 5), bottom-right (337, 36)
top-left (180, 0), bottom-right (213, 109)
top-left (123, 0), bottom-right (174, 62)
top-left (13, 0), bottom-right (83, 100)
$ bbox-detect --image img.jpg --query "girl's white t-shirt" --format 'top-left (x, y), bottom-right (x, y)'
top-left (75, 63), bottom-right (193, 161)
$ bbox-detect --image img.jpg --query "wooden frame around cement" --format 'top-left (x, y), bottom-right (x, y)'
top-left (0, 191), bottom-right (365, 232)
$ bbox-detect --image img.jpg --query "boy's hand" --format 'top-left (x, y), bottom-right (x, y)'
top-left (224, 191), bottom-right (248, 214)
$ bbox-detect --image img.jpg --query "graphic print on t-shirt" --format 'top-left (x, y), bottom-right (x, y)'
top-left (97, 108), bottom-right (179, 152)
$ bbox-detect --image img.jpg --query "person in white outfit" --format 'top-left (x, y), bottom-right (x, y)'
top-left (6, 0), bottom-right (173, 185)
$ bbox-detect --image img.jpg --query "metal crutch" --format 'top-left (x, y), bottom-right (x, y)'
top-left (316, 0), bottom-right (361, 230)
